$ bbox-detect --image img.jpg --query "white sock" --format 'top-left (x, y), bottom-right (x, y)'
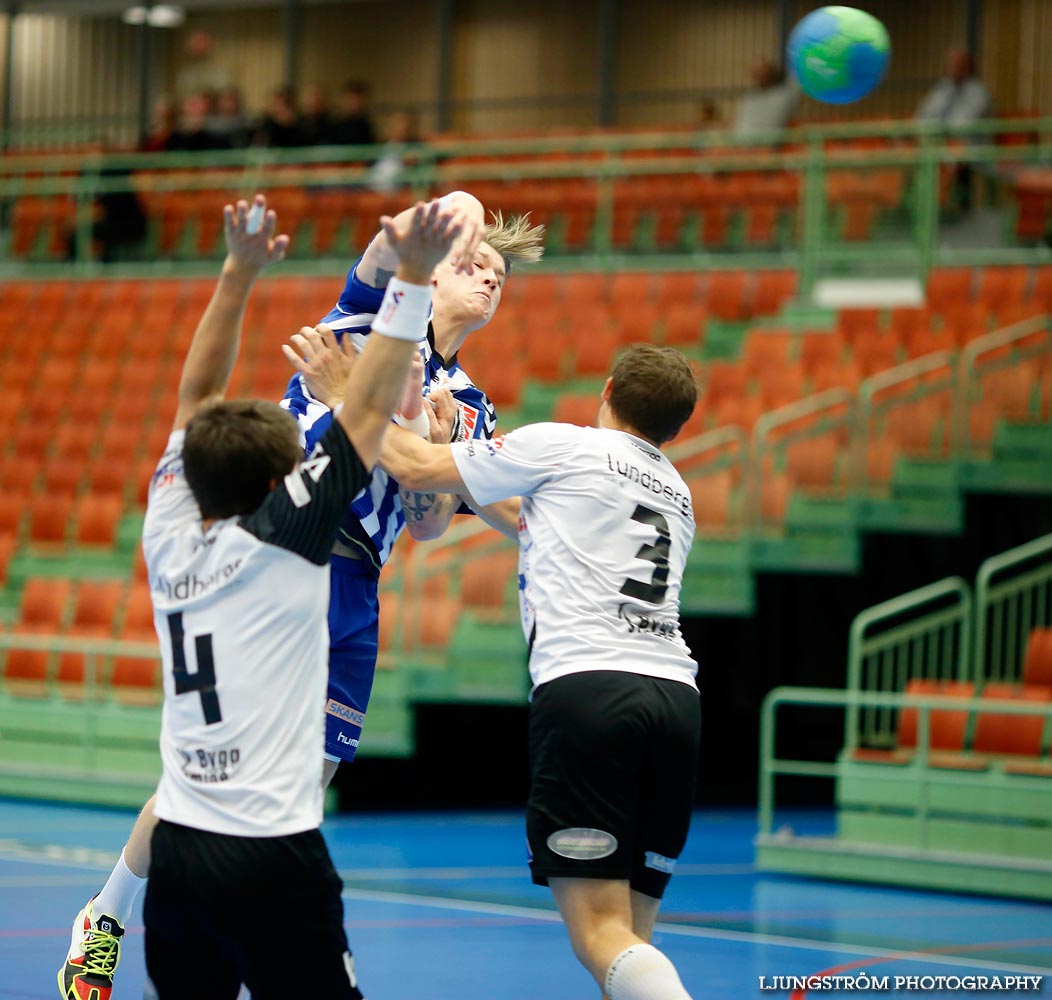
top-left (92, 850), bottom-right (146, 924)
top-left (604, 944), bottom-right (692, 1000)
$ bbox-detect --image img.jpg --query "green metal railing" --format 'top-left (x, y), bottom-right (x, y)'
top-left (956, 315), bottom-right (1052, 456)
top-left (845, 577), bottom-right (973, 751)
top-left (0, 631), bottom-right (161, 799)
top-left (748, 387), bottom-right (855, 531)
top-left (758, 684), bottom-right (1052, 841)
top-left (667, 425), bottom-right (749, 536)
top-left (975, 533), bottom-right (1052, 685)
top-left (4, 117), bottom-right (1052, 282)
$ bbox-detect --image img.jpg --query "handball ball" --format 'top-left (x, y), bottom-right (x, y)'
top-left (787, 6), bottom-right (890, 105)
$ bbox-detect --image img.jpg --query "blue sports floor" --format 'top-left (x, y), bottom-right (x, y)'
top-left (1, 800), bottom-right (1050, 999)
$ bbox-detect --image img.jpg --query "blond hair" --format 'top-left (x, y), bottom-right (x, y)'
top-left (484, 211), bottom-right (545, 274)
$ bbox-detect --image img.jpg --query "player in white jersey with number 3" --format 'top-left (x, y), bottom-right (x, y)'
top-left (57, 194), bottom-right (478, 1000)
top-left (384, 343), bottom-right (701, 1000)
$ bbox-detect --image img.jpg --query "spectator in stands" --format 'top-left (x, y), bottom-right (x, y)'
top-left (329, 80), bottom-right (377, 147)
top-left (141, 95), bottom-right (179, 153)
top-left (167, 92), bottom-right (232, 152)
top-left (300, 84), bottom-right (333, 145)
top-left (916, 49), bottom-right (994, 213)
top-left (695, 97), bottom-right (723, 131)
top-left (175, 29), bottom-right (233, 99)
top-left (367, 110), bottom-right (424, 192)
top-left (916, 48), bottom-right (993, 127)
top-left (66, 141), bottom-right (148, 263)
top-left (732, 59), bottom-right (797, 139)
top-left (255, 85), bottom-right (305, 148)
top-left (208, 85), bottom-right (253, 149)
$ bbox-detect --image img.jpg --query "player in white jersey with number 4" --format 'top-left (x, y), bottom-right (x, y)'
top-left (58, 194), bottom-right (477, 1000)
top-left (384, 343), bottom-right (701, 1000)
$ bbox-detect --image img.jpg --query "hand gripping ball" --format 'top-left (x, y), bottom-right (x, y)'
top-left (787, 6), bottom-right (890, 105)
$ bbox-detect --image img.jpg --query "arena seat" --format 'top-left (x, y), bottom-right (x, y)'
top-left (460, 551), bottom-right (518, 610)
top-left (1023, 629), bottom-right (1052, 688)
top-left (662, 302), bottom-right (707, 347)
top-left (972, 683), bottom-right (1050, 757)
top-left (75, 495), bottom-right (122, 547)
top-left (898, 679), bottom-right (974, 753)
top-left (28, 496), bottom-right (73, 545)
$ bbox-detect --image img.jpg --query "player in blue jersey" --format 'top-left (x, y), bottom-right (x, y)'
top-left (281, 192), bottom-right (544, 784)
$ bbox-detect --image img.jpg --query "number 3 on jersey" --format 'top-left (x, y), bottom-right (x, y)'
top-left (166, 612), bottom-right (222, 724)
top-left (619, 504), bottom-right (671, 605)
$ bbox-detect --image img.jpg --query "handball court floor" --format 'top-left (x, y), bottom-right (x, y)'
top-left (0, 800), bottom-right (1050, 999)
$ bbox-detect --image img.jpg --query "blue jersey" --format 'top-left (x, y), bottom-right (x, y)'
top-left (281, 256), bottom-right (497, 568)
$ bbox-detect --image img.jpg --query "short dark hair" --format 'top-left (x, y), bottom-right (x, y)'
top-left (608, 345), bottom-right (698, 445)
top-left (183, 400), bottom-right (302, 520)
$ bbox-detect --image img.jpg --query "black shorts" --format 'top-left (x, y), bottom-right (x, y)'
top-left (144, 820), bottom-right (362, 1000)
top-left (526, 670), bottom-right (701, 899)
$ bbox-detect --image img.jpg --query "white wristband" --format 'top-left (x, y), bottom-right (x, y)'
top-left (393, 411), bottom-right (431, 440)
top-left (373, 277), bottom-right (431, 343)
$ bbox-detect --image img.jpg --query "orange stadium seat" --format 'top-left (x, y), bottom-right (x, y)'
top-left (898, 679), bottom-right (974, 752)
top-left (0, 455), bottom-right (41, 498)
top-left (662, 303), bottom-right (706, 347)
top-left (609, 273), bottom-right (655, 309)
top-left (786, 437), bottom-right (839, 489)
top-left (75, 495), bottom-right (122, 547)
top-left (972, 683), bottom-right (1050, 757)
top-left (20, 577), bottom-right (72, 630)
top-left (706, 272), bottom-right (747, 321)
top-left (742, 331), bottom-right (793, 378)
top-left (689, 470), bottom-right (734, 533)
top-left (70, 580), bottom-right (124, 634)
top-left (0, 493), bottom-right (24, 537)
top-left (0, 536), bottom-right (14, 587)
top-left (41, 454), bottom-right (86, 496)
top-left (1024, 629), bottom-right (1052, 688)
top-left (572, 328), bottom-right (620, 378)
top-left (927, 269), bottom-right (974, 313)
top-left (124, 582), bottom-right (155, 635)
top-left (28, 496), bottom-right (73, 545)
top-left (659, 273), bottom-right (702, 304)
top-left (461, 551), bottom-right (518, 610)
top-left (553, 394), bottom-right (599, 427)
top-left (753, 272), bottom-right (797, 318)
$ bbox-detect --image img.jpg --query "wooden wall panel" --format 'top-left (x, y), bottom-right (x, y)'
top-left (170, 8), bottom-right (284, 112)
top-left (450, 0), bottom-right (596, 134)
top-left (9, 13), bottom-right (148, 146)
top-left (1018, 0), bottom-right (1052, 114)
top-left (618, 0), bottom-right (779, 127)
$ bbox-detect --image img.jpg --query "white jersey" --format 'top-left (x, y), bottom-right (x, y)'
top-left (143, 422), bottom-right (368, 838)
top-left (452, 423), bottom-right (698, 691)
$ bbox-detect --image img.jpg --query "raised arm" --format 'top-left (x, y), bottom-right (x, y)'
top-left (335, 201), bottom-right (465, 472)
top-left (356, 190), bottom-right (485, 287)
top-left (173, 195), bottom-right (289, 432)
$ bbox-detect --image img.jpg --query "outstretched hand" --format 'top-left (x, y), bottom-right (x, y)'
top-left (281, 324), bottom-right (355, 409)
top-left (379, 200), bottom-right (465, 284)
top-left (223, 194), bottom-right (290, 277)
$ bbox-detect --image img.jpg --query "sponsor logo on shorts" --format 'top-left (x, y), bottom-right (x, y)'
top-left (326, 699), bottom-right (365, 727)
top-left (336, 732), bottom-right (359, 748)
top-left (644, 851), bottom-right (677, 874)
top-left (547, 828), bottom-right (618, 861)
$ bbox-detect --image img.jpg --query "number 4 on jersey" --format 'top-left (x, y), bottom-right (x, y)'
top-left (167, 612), bottom-right (222, 725)
top-left (619, 504), bottom-right (671, 605)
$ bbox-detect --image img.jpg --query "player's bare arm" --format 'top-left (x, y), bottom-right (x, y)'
top-left (357, 190), bottom-right (486, 287)
top-left (335, 201), bottom-right (465, 471)
top-left (458, 496), bottom-right (521, 541)
top-left (380, 430), bottom-right (466, 497)
top-left (173, 195), bottom-right (289, 432)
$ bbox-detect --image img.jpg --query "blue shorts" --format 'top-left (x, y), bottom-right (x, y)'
top-left (324, 554), bottom-right (380, 763)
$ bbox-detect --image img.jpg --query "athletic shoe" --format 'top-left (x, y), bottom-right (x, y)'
top-left (58, 898), bottom-right (124, 1000)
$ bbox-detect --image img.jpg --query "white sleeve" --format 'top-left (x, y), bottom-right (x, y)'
top-left (141, 431), bottom-right (200, 561)
top-left (451, 423), bottom-right (567, 507)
